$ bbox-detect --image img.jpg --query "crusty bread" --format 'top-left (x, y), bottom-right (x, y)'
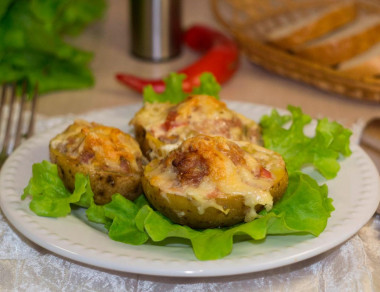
top-left (294, 13), bottom-right (380, 65)
top-left (267, 2), bottom-right (357, 50)
top-left (338, 42), bottom-right (380, 77)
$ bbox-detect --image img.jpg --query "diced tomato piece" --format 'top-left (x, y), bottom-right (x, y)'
top-left (207, 190), bottom-right (219, 199)
top-left (260, 166), bottom-right (272, 179)
top-left (162, 110), bottom-right (178, 131)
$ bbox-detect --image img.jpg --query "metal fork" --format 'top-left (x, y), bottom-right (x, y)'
top-left (0, 82), bottom-right (38, 168)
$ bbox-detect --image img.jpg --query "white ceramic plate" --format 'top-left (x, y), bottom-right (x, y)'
top-left (0, 102), bottom-right (379, 277)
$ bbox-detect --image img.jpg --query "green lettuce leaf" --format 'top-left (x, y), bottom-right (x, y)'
top-left (143, 73), bottom-right (187, 104)
top-left (143, 72), bottom-right (220, 103)
top-left (260, 105), bottom-right (352, 179)
top-left (30, 0), bottom-right (107, 36)
top-left (0, 0), bottom-right (12, 20)
top-left (21, 160), bottom-right (92, 217)
top-left (0, 0), bottom-right (106, 94)
top-left (266, 172), bottom-right (334, 235)
top-left (191, 72), bottom-right (221, 98)
top-left (101, 195), bottom-right (149, 245)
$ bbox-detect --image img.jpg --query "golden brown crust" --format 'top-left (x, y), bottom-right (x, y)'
top-left (49, 120), bottom-right (144, 205)
top-left (269, 3), bottom-right (357, 50)
top-left (339, 54), bottom-right (380, 77)
top-left (294, 20), bottom-right (380, 65)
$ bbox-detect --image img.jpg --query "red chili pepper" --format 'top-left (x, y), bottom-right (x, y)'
top-left (115, 24), bottom-right (240, 93)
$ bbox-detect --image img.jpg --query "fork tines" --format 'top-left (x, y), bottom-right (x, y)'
top-left (0, 82), bottom-right (38, 166)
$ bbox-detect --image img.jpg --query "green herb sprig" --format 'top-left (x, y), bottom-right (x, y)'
top-left (0, 0), bottom-right (106, 93)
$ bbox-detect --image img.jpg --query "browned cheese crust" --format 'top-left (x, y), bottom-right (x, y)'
top-left (130, 95), bottom-right (262, 160)
top-left (49, 120), bottom-right (144, 205)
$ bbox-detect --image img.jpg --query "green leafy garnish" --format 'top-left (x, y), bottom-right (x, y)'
top-left (266, 172), bottom-right (334, 235)
top-left (21, 161), bottom-right (92, 217)
top-left (143, 72), bottom-right (221, 103)
top-left (0, 0), bottom-right (106, 94)
top-left (260, 105), bottom-right (352, 179)
top-left (98, 194), bottom-right (149, 245)
top-left (191, 72), bottom-right (221, 98)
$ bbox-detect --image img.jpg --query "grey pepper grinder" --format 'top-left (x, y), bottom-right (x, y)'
top-left (130, 0), bottom-right (182, 61)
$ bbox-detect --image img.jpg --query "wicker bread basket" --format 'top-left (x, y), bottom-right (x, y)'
top-left (211, 0), bottom-right (380, 103)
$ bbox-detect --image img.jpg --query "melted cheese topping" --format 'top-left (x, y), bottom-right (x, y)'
top-left (50, 120), bottom-right (143, 173)
top-left (130, 95), bottom-right (261, 158)
top-left (145, 135), bottom-right (285, 222)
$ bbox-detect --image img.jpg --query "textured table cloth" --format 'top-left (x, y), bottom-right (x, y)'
top-left (0, 111), bottom-right (379, 292)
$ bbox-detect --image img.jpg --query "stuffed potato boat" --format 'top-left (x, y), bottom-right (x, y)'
top-left (49, 120), bottom-right (144, 205)
top-left (130, 95), bottom-right (262, 160)
top-left (142, 135), bottom-right (288, 229)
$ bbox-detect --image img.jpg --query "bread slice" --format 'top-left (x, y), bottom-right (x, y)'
top-left (294, 13), bottom-right (380, 65)
top-left (267, 2), bottom-right (357, 50)
top-left (338, 42), bottom-right (380, 77)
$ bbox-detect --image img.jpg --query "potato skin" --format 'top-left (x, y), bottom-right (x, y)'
top-left (142, 168), bottom-right (288, 229)
top-left (134, 125), bottom-right (166, 159)
top-left (269, 170), bottom-right (288, 203)
top-left (49, 120), bottom-right (144, 205)
top-left (50, 147), bottom-right (142, 205)
top-left (142, 136), bottom-right (288, 229)
top-left (142, 173), bottom-right (247, 229)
